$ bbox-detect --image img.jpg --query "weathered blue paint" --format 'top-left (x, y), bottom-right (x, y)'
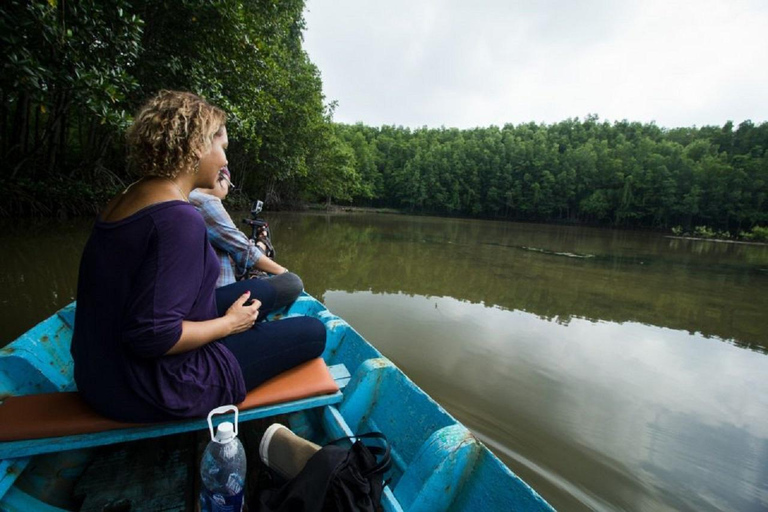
top-left (0, 294), bottom-right (555, 511)
top-left (56, 304), bottom-right (76, 330)
top-left (287, 297), bottom-right (555, 511)
top-left (0, 314), bottom-right (74, 396)
top-left (319, 406), bottom-right (404, 512)
top-left (327, 362), bottom-right (351, 388)
top-left (395, 424), bottom-right (482, 511)
top-left (312, 355), bottom-right (554, 511)
top-left (0, 459), bottom-right (29, 499)
top-left (0, 391), bottom-right (344, 460)
top-left (10, 449), bottom-right (92, 511)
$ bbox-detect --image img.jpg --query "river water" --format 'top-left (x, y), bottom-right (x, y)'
top-left (1, 212), bottom-right (767, 511)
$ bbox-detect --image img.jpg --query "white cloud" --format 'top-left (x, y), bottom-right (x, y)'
top-left (303, 0), bottom-right (768, 128)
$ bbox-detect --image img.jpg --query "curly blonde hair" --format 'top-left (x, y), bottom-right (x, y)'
top-left (126, 90), bottom-right (226, 178)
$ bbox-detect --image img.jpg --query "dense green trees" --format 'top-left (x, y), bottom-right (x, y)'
top-left (1, 1), bottom-right (766, 232)
top-left (1, 0), bottom-right (332, 215)
top-left (1, 0), bottom-right (143, 214)
top-left (335, 119), bottom-right (768, 232)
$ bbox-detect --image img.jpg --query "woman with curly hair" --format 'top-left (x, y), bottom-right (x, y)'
top-left (71, 91), bottom-right (326, 422)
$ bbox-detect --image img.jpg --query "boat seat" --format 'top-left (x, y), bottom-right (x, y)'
top-left (0, 358), bottom-right (347, 460)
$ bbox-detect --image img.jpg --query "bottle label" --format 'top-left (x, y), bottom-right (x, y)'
top-left (199, 489), bottom-right (244, 512)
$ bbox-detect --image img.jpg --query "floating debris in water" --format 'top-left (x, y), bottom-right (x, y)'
top-left (520, 246), bottom-right (595, 259)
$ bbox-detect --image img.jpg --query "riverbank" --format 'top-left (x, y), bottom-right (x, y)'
top-left (665, 235), bottom-right (768, 246)
top-left (292, 205), bottom-right (768, 245)
top-left (306, 204), bottom-right (402, 214)
top-left (0, 177), bottom-right (121, 218)
top-left (4, 183), bottom-right (766, 246)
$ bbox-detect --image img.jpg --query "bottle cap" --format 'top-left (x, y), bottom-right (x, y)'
top-left (206, 405), bottom-right (239, 443)
top-left (216, 422), bottom-right (236, 443)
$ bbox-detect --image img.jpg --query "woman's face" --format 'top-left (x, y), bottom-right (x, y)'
top-left (197, 126), bottom-right (228, 188)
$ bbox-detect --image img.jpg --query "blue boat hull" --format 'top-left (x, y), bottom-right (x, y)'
top-left (0, 295), bottom-right (554, 511)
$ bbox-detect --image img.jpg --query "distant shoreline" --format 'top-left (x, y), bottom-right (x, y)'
top-left (665, 235), bottom-right (767, 246)
top-left (301, 206), bottom-right (768, 244)
top-left (305, 204), bottom-right (401, 215)
top-left (6, 203), bottom-right (767, 247)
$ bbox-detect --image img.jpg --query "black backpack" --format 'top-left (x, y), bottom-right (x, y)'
top-left (255, 432), bottom-right (392, 512)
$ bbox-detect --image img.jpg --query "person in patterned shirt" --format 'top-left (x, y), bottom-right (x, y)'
top-left (189, 167), bottom-right (303, 306)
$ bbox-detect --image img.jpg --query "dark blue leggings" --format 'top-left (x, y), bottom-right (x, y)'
top-left (215, 276), bottom-right (326, 390)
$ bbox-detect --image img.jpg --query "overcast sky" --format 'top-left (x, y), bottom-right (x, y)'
top-left (302, 0), bottom-right (768, 129)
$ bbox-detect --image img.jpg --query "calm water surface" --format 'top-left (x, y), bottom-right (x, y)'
top-left (2, 212), bottom-right (767, 511)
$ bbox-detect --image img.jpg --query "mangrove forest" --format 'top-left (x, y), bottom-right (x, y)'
top-left (1, 0), bottom-right (767, 237)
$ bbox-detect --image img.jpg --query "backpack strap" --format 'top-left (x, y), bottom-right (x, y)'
top-left (327, 432), bottom-right (392, 477)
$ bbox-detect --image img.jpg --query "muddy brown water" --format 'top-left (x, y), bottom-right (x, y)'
top-left (2, 212), bottom-right (767, 511)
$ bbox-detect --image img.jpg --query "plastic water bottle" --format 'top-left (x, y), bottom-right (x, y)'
top-left (199, 405), bottom-right (247, 512)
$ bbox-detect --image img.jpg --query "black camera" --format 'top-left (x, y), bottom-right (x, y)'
top-left (243, 200), bottom-right (275, 259)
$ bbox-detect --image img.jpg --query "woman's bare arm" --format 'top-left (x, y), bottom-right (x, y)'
top-left (165, 292), bottom-right (261, 355)
top-left (254, 254), bottom-right (288, 275)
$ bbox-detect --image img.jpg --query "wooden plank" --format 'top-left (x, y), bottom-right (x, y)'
top-left (0, 391), bottom-right (343, 460)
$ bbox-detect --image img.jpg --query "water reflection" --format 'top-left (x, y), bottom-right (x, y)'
top-left (2, 212), bottom-right (767, 511)
top-left (0, 218), bottom-right (89, 344)
top-left (273, 213), bottom-right (768, 353)
top-left (325, 291), bottom-right (768, 512)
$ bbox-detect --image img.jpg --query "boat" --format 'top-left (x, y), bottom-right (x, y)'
top-left (0, 294), bottom-right (554, 511)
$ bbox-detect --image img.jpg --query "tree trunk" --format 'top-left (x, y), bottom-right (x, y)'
top-left (8, 92), bottom-right (31, 179)
top-left (33, 101), bottom-right (42, 150)
top-left (94, 132), bottom-right (114, 177)
top-left (87, 118), bottom-right (98, 164)
top-left (10, 92), bottom-right (30, 158)
top-left (0, 89), bottom-right (7, 159)
top-left (77, 112), bottom-right (85, 164)
top-left (46, 115), bottom-right (61, 177)
top-left (46, 91), bottom-right (71, 177)
top-left (59, 110), bottom-right (68, 175)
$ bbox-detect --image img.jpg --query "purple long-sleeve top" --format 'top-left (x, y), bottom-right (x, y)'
top-left (71, 201), bottom-right (246, 422)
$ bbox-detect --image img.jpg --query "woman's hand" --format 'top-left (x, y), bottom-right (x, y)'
top-left (167, 291), bottom-right (260, 356)
top-left (225, 291), bottom-right (261, 334)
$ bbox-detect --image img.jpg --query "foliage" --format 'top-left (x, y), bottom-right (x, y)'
top-left (333, 118), bottom-right (768, 231)
top-left (301, 124), bottom-right (361, 205)
top-left (0, 0), bottom-right (142, 184)
top-left (0, 0), bottom-right (334, 215)
top-left (693, 226), bottom-right (716, 238)
top-left (740, 226), bottom-right (768, 242)
top-left (130, 0), bottom-right (330, 202)
top-left (2, 0), bottom-right (767, 229)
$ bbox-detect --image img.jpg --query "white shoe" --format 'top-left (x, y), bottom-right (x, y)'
top-left (259, 423), bottom-right (321, 480)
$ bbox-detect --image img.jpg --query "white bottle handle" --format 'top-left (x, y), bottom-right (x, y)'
top-left (206, 404), bottom-right (239, 443)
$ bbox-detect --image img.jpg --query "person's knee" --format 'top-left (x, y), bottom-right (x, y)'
top-left (271, 272), bottom-right (304, 308)
top-left (303, 317), bottom-right (327, 355)
top-left (283, 272), bottom-right (304, 296)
